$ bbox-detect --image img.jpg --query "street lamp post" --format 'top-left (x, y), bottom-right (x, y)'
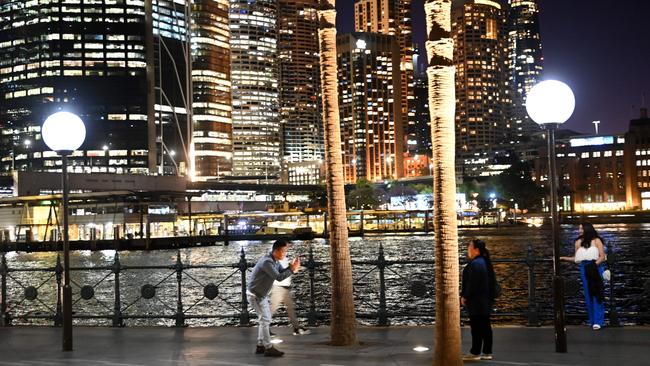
top-left (42, 111), bottom-right (86, 352)
top-left (526, 80), bottom-right (575, 353)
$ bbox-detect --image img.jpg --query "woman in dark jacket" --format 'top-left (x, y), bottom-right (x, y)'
top-left (461, 238), bottom-right (496, 361)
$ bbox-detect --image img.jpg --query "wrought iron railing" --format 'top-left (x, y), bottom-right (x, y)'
top-left (1, 245), bottom-right (648, 328)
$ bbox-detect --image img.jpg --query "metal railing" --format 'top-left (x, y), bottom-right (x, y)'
top-left (1, 245), bottom-right (649, 328)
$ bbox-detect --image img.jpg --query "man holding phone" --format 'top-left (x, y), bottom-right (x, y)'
top-left (247, 239), bottom-right (300, 357)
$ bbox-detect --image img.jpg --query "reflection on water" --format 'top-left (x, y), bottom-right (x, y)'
top-left (3, 223), bottom-right (649, 326)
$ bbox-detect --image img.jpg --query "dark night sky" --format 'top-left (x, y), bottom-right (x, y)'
top-left (336, 0), bottom-right (650, 135)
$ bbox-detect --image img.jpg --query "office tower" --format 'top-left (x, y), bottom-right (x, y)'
top-left (277, 0), bottom-right (323, 181)
top-left (229, 0), bottom-right (281, 181)
top-left (0, 0), bottom-right (231, 179)
top-left (337, 33), bottom-right (404, 184)
top-left (507, 0), bottom-right (543, 139)
top-left (413, 71), bottom-right (431, 155)
top-left (453, 0), bottom-right (509, 174)
top-left (191, 0), bottom-right (233, 180)
top-left (354, 0), bottom-right (414, 154)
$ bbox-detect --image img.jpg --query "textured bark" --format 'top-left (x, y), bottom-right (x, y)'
top-left (318, 0), bottom-right (358, 346)
top-left (424, 1), bottom-right (463, 365)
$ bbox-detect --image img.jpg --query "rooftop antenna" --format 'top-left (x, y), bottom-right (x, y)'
top-left (592, 120), bottom-right (600, 135)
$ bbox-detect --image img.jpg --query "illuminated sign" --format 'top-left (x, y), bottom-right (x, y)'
top-left (569, 136), bottom-right (614, 147)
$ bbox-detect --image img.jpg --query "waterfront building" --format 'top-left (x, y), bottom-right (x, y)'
top-left (229, 0), bottom-right (281, 181)
top-left (0, 0), bottom-right (231, 180)
top-left (337, 33), bottom-right (404, 184)
top-left (412, 62), bottom-right (431, 156)
top-left (452, 0), bottom-right (510, 175)
top-left (533, 110), bottom-right (650, 212)
top-left (507, 0), bottom-right (543, 139)
top-left (354, 0), bottom-right (414, 155)
top-left (277, 0), bottom-right (324, 184)
top-left (624, 107), bottom-right (650, 210)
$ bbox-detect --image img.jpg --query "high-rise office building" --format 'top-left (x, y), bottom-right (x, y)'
top-left (337, 33), bottom-right (404, 184)
top-left (277, 0), bottom-right (323, 170)
top-left (354, 0), bottom-right (415, 154)
top-left (413, 70), bottom-right (431, 155)
top-left (191, 0), bottom-right (233, 180)
top-left (507, 0), bottom-right (543, 139)
top-left (0, 0), bottom-right (231, 180)
top-left (453, 0), bottom-right (509, 175)
top-left (229, 0), bottom-right (281, 181)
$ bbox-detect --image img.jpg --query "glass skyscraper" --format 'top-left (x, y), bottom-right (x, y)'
top-left (229, 0), bottom-right (281, 181)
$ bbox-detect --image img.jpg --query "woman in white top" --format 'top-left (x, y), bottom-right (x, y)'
top-left (560, 222), bottom-right (607, 330)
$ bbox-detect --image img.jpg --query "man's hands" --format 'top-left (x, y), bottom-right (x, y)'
top-left (289, 257), bottom-right (301, 273)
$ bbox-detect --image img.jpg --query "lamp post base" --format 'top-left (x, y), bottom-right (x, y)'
top-left (62, 284), bottom-right (73, 351)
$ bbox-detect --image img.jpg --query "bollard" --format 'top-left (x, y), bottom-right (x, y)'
top-left (378, 243), bottom-right (388, 326)
top-left (175, 251), bottom-right (185, 327)
top-left (424, 211), bottom-right (430, 233)
top-left (54, 254), bottom-right (63, 327)
top-left (526, 244), bottom-right (539, 326)
top-left (307, 246), bottom-right (317, 327)
top-left (238, 248), bottom-right (250, 326)
top-left (112, 253), bottom-right (123, 327)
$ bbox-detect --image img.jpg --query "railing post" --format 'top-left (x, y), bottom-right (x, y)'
top-left (323, 212), bottom-right (328, 238)
top-left (359, 211), bottom-right (365, 237)
top-left (526, 244), bottom-right (539, 326)
top-left (424, 211), bottom-right (429, 233)
top-left (307, 245), bottom-right (317, 326)
top-left (1, 253), bottom-right (9, 326)
top-left (223, 215), bottom-right (229, 246)
top-left (54, 254), bottom-right (63, 327)
top-left (112, 253), bottom-right (123, 327)
top-left (378, 243), bottom-right (388, 326)
top-left (608, 251), bottom-right (620, 327)
top-left (238, 247), bottom-right (250, 326)
top-left (175, 250), bottom-right (185, 327)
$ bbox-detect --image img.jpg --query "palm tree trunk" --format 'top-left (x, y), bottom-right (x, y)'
top-left (317, 0), bottom-right (357, 346)
top-left (424, 1), bottom-right (462, 365)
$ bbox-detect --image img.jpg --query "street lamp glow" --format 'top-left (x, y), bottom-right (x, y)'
top-left (42, 112), bottom-right (86, 152)
top-left (525, 80), bottom-right (575, 125)
top-left (489, 192), bottom-right (496, 199)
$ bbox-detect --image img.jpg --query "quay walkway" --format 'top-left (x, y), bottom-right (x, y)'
top-left (0, 325), bottom-right (648, 365)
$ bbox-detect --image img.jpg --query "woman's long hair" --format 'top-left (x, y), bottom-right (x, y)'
top-left (472, 238), bottom-right (498, 299)
top-left (578, 222), bottom-right (603, 248)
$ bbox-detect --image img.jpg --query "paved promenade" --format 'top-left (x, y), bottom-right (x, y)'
top-left (0, 325), bottom-right (648, 365)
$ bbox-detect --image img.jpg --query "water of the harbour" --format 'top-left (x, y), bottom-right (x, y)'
top-left (3, 223), bottom-right (649, 327)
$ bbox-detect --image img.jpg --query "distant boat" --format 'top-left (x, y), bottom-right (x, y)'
top-left (256, 221), bottom-right (314, 239)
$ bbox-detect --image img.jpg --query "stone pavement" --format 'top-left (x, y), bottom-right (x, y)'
top-left (0, 325), bottom-right (648, 365)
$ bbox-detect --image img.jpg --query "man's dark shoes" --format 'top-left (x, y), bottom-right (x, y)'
top-left (264, 346), bottom-right (285, 357)
top-left (255, 345), bottom-right (265, 354)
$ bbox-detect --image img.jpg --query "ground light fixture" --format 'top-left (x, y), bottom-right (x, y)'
top-left (412, 346), bottom-right (430, 352)
top-left (42, 111), bottom-right (86, 352)
top-left (526, 79), bottom-right (575, 353)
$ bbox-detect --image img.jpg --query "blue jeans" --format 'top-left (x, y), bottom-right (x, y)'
top-left (248, 293), bottom-right (272, 348)
top-left (579, 261), bottom-right (605, 327)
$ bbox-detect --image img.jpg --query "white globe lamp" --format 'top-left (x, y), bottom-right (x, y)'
top-left (526, 79), bottom-right (574, 354)
top-left (42, 111), bottom-right (85, 352)
top-left (42, 111), bottom-right (86, 152)
top-left (525, 80), bottom-right (575, 125)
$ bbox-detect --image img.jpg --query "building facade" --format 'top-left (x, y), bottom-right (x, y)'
top-left (277, 0), bottom-right (323, 184)
top-left (0, 0), bottom-right (231, 179)
top-left (453, 0), bottom-right (509, 174)
top-left (354, 0), bottom-right (414, 155)
top-left (507, 0), bottom-right (543, 139)
top-left (191, 0), bottom-right (233, 180)
top-left (229, 0), bottom-right (281, 180)
top-left (533, 110), bottom-right (650, 212)
top-left (337, 33), bottom-right (404, 184)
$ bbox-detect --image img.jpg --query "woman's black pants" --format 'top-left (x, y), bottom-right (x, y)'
top-left (469, 314), bottom-right (493, 355)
